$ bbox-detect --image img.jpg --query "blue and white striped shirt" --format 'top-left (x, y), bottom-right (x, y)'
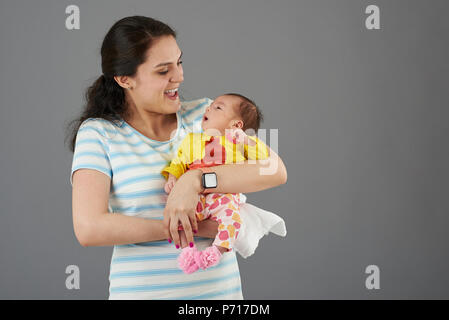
top-left (70, 98), bottom-right (244, 300)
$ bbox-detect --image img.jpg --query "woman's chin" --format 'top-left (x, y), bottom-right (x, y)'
top-left (164, 100), bottom-right (181, 113)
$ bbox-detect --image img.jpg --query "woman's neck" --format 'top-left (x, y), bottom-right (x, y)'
top-left (125, 104), bottom-right (178, 141)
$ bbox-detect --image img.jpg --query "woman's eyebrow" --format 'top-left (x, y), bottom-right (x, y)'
top-left (154, 51), bottom-right (183, 68)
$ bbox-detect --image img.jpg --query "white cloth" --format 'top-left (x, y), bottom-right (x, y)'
top-left (234, 194), bottom-right (287, 259)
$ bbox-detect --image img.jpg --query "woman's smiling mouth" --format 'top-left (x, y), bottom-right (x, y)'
top-left (164, 88), bottom-right (179, 100)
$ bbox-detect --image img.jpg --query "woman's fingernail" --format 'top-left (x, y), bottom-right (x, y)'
top-left (168, 239), bottom-right (172, 243)
top-left (194, 230), bottom-right (198, 234)
top-left (189, 242), bottom-right (194, 248)
top-left (176, 244), bottom-right (180, 249)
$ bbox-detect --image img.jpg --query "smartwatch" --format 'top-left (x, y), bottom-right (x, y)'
top-left (201, 172), bottom-right (217, 189)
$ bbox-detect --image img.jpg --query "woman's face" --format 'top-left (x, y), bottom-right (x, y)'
top-left (129, 35), bottom-right (184, 115)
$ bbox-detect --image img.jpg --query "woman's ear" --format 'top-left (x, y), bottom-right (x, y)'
top-left (114, 75), bottom-right (135, 90)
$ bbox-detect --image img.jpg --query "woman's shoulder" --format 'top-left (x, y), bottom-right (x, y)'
top-left (179, 97), bottom-right (212, 119)
top-left (180, 97), bottom-right (213, 112)
top-left (78, 117), bottom-right (123, 140)
top-left (179, 97), bottom-right (212, 132)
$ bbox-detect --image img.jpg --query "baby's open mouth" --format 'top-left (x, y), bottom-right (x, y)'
top-left (203, 115), bottom-right (208, 121)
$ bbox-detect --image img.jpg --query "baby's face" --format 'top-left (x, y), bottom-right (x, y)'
top-left (202, 95), bottom-right (242, 135)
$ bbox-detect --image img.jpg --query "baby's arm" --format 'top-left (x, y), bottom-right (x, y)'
top-left (164, 173), bottom-right (178, 194)
top-left (161, 134), bottom-right (192, 191)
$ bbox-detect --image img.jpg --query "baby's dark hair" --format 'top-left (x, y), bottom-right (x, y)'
top-left (225, 93), bottom-right (263, 134)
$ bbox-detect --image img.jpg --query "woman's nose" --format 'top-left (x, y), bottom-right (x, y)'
top-left (170, 64), bottom-right (184, 83)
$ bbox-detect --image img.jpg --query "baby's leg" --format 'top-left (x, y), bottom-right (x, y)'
top-left (206, 193), bottom-right (242, 253)
top-left (181, 193), bottom-right (241, 272)
top-left (195, 194), bottom-right (210, 221)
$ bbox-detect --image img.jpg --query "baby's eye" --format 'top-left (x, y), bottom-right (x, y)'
top-left (216, 106), bottom-right (222, 110)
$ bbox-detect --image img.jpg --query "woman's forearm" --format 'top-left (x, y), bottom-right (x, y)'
top-left (201, 148), bottom-right (288, 194)
top-left (76, 150), bottom-right (287, 247)
top-left (75, 213), bottom-right (166, 247)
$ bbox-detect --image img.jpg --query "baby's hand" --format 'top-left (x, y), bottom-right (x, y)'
top-left (225, 128), bottom-right (256, 146)
top-left (164, 174), bottom-right (178, 194)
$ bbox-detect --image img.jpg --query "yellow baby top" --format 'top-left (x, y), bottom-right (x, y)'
top-left (162, 132), bottom-right (270, 179)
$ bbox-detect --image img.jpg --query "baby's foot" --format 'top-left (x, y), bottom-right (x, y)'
top-left (178, 246), bottom-right (200, 274)
top-left (194, 246), bottom-right (223, 270)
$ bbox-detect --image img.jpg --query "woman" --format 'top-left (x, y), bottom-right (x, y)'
top-left (68, 16), bottom-right (287, 299)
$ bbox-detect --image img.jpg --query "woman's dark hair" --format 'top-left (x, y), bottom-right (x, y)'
top-left (65, 16), bottom-right (177, 152)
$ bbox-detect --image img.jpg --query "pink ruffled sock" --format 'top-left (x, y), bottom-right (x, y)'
top-left (194, 246), bottom-right (223, 270)
top-left (177, 246), bottom-right (200, 274)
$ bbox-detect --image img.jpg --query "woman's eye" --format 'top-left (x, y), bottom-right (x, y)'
top-left (158, 61), bottom-right (182, 75)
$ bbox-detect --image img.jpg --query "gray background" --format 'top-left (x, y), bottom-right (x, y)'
top-left (0, 0), bottom-right (448, 299)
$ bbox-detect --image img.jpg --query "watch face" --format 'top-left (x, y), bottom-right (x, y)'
top-left (203, 173), bottom-right (217, 188)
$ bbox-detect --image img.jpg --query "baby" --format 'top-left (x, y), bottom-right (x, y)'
top-left (162, 93), bottom-right (269, 274)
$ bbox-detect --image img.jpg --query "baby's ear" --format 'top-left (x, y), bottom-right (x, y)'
top-left (231, 119), bottom-right (244, 129)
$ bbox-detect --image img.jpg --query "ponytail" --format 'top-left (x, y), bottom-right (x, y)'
top-left (65, 75), bottom-right (128, 152)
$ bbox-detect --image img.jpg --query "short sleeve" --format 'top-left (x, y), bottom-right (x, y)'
top-left (179, 97), bottom-right (213, 133)
top-left (70, 119), bottom-right (112, 186)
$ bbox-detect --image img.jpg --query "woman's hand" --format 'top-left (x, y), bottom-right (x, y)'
top-left (178, 219), bottom-right (220, 248)
top-left (163, 169), bottom-right (203, 249)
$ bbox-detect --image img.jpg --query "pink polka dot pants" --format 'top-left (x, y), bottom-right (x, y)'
top-left (196, 193), bottom-right (241, 251)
